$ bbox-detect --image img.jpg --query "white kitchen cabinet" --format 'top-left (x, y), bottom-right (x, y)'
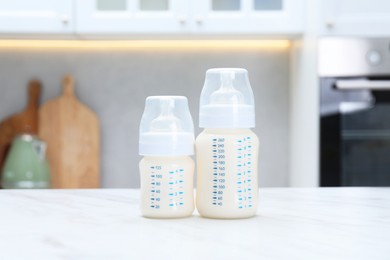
top-left (321, 0), bottom-right (390, 36)
top-left (0, 0), bottom-right (73, 34)
top-left (0, 0), bottom-right (305, 36)
top-left (76, 0), bottom-right (304, 36)
top-left (192, 0), bottom-right (304, 34)
top-left (76, 0), bottom-right (190, 35)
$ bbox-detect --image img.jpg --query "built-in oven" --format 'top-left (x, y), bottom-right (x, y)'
top-left (319, 38), bottom-right (390, 186)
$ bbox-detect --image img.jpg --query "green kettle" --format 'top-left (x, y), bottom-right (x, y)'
top-left (1, 134), bottom-right (50, 189)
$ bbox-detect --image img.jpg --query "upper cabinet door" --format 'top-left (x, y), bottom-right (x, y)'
top-left (76, 0), bottom-right (189, 35)
top-left (0, 0), bottom-right (73, 34)
top-left (192, 0), bottom-right (304, 34)
top-left (322, 0), bottom-right (390, 36)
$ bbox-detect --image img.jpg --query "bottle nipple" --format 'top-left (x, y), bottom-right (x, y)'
top-left (210, 71), bottom-right (244, 105)
top-left (150, 99), bottom-right (182, 132)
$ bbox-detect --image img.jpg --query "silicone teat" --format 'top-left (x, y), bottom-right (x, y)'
top-left (210, 71), bottom-right (244, 105)
top-left (150, 99), bottom-right (182, 132)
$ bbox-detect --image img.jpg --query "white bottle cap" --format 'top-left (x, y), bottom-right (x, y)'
top-left (139, 96), bottom-right (195, 156)
top-left (199, 68), bottom-right (255, 128)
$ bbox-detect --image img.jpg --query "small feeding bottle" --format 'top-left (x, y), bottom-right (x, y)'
top-left (196, 68), bottom-right (259, 219)
top-left (139, 96), bottom-right (195, 218)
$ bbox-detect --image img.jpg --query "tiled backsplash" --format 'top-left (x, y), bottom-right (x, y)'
top-left (0, 47), bottom-right (290, 188)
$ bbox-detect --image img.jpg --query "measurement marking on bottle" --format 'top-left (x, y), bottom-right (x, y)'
top-left (212, 138), bottom-right (225, 206)
top-left (168, 170), bottom-right (174, 208)
top-left (179, 169), bottom-right (184, 207)
top-left (237, 136), bottom-right (253, 209)
top-left (150, 165), bottom-right (162, 209)
top-left (237, 138), bottom-right (243, 209)
top-left (163, 168), bottom-right (185, 208)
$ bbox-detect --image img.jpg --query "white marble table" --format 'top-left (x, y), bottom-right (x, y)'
top-left (1, 188), bottom-right (389, 260)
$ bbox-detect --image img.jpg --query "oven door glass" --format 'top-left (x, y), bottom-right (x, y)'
top-left (341, 104), bottom-right (390, 186)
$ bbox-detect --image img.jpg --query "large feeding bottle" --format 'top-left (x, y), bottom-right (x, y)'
top-left (196, 68), bottom-right (259, 219)
top-left (139, 96), bottom-right (195, 218)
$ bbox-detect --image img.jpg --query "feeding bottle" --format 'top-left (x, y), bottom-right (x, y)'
top-left (196, 68), bottom-right (259, 219)
top-left (139, 96), bottom-right (195, 218)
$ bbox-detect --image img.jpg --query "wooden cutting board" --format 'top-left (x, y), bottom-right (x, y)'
top-left (0, 80), bottom-right (41, 180)
top-left (39, 75), bottom-right (100, 188)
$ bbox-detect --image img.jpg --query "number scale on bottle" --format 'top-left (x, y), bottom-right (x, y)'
top-left (149, 165), bottom-right (186, 209)
top-left (168, 169), bottom-right (185, 207)
top-left (212, 138), bottom-right (226, 206)
top-left (149, 165), bottom-right (161, 209)
top-left (237, 137), bottom-right (253, 209)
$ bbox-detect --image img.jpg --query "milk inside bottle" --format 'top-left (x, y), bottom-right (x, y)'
top-left (139, 96), bottom-right (195, 218)
top-left (196, 68), bottom-right (259, 219)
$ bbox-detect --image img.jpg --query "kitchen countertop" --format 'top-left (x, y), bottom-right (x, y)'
top-left (1, 188), bottom-right (389, 259)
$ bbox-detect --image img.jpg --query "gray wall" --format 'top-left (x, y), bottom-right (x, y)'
top-left (0, 47), bottom-right (290, 188)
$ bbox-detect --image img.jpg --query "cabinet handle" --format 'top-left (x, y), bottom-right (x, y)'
top-left (336, 79), bottom-right (390, 90)
top-left (195, 16), bottom-right (204, 25)
top-left (178, 15), bottom-right (187, 24)
top-left (60, 14), bottom-right (69, 25)
top-left (325, 20), bottom-right (334, 29)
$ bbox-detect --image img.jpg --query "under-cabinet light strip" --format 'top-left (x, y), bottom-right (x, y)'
top-left (0, 40), bottom-right (290, 50)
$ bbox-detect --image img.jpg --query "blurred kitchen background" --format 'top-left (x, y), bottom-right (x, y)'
top-left (0, 47), bottom-right (290, 188)
top-left (0, 0), bottom-right (389, 188)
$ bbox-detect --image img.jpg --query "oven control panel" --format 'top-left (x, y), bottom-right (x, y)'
top-left (319, 38), bottom-right (390, 77)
